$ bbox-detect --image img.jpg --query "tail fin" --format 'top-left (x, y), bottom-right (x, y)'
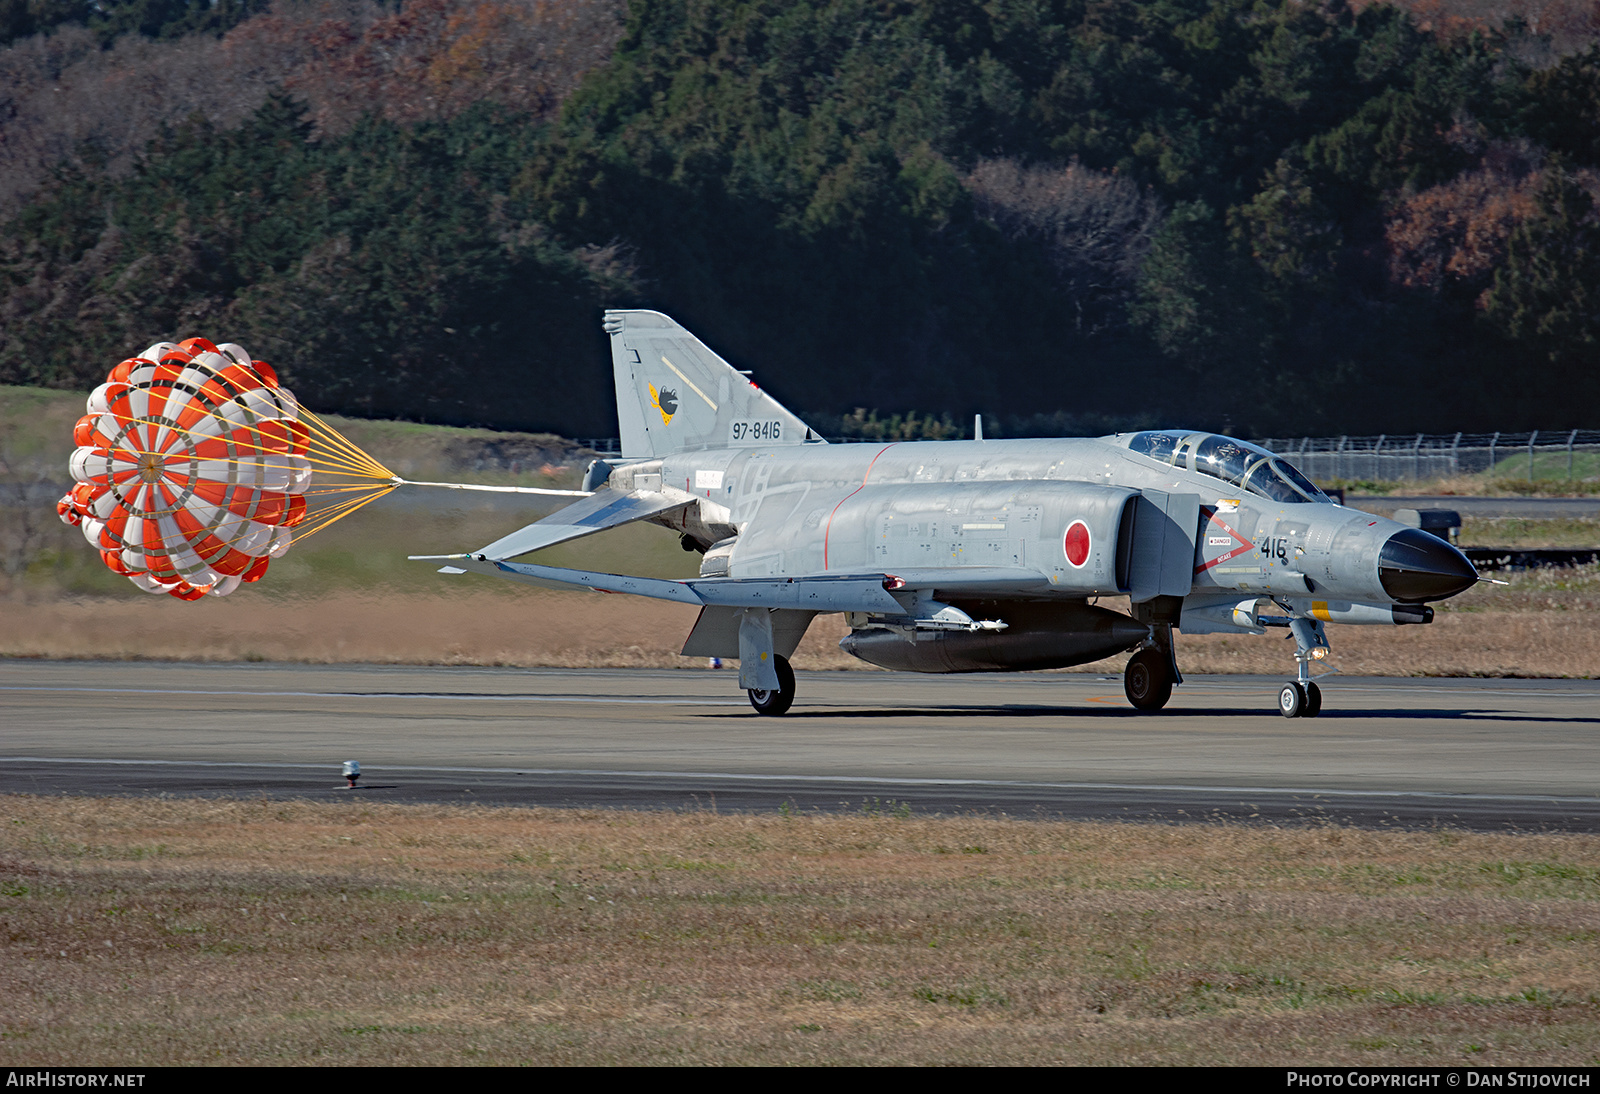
top-left (603, 310), bottom-right (821, 457)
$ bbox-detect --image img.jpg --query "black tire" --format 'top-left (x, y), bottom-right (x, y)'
top-left (1279, 682), bottom-right (1305, 719)
top-left (747, 654), bottom-right (796, 716)
top-left (1124, 648), bottom-right (1172, 711)
top-left (1302, 681), bottom-right (1322, 718)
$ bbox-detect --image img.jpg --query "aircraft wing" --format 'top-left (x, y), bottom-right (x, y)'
top-left (421, 556), bottom-right (912, 614)
top-left (885, 567), bottom-right (1056, 599)
top-left (469, 487), bottom-right (694, 561)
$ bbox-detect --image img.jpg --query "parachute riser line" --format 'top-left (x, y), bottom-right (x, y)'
top-left (289, 482), bottom-right (402, 543)
top-left (393, 478), bottom-right (592, 498)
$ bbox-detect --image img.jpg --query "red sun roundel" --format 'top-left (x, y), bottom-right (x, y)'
top-left (1063, 520), bottom-right (1091, 567)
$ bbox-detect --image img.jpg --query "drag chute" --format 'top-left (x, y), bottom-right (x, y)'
top-left (57, 338), bottom-right (397, 599)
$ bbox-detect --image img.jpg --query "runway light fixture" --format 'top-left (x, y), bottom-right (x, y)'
top-left (342, 760), bottom-right (361, 788)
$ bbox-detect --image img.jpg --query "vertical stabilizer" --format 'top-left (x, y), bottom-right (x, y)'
top-left (603, 310), bottom-right (821, 457)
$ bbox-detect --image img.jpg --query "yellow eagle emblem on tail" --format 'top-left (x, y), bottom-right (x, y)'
top-left (649, 383), bottom-right (678, 425)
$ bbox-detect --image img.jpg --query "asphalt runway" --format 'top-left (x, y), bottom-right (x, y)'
top-left (3, 660), bottom-right (1599, 830)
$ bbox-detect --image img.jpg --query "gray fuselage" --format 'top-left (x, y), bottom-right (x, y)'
top-left (611, 434), bottom-right (1447, 615)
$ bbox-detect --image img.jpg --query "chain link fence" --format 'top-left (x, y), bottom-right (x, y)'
top-left (580, 430), bottom-right (1600, 484)
top-left (1252, 432), bottom-right (1600, 484)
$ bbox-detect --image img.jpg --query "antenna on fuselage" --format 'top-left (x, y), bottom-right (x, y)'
top-left (974, 414), bottom-right (984, 442)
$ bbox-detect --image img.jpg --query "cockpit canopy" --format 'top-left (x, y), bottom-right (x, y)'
top-left (1120, 431), bottom-right (1332, 504)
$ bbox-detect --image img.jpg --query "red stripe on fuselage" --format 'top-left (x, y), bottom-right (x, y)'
top-left (1194, 511), bottom-right (1256, 574)
top-left (822, 443), bottom-right (900, 571)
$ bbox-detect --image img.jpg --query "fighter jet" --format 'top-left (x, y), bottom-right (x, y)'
top-left (417, 310), bottom-right (1480, 718)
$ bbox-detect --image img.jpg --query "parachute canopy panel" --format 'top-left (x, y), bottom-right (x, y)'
top-left (57, 338), bottom-right (397, 600)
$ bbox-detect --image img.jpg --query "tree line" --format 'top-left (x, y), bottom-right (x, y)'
top-left (3, 0), bottom-right (1599, 438)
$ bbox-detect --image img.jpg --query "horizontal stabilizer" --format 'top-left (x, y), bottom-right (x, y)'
top-left (429, 556), bottom-right (911, 614)
top-left (471, 487), bottom-right (693, 561)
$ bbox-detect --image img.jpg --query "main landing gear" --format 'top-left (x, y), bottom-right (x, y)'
top-left (1124, 623), bottom-right (1181, 711)
top-left (747, 654), bottom-right (796, 716)
top-left (1124, 649), bottom-right (1171, 710)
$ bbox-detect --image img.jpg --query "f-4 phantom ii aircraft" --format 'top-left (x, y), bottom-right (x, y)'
top-left (418, 310), bottom-right (1480, 718)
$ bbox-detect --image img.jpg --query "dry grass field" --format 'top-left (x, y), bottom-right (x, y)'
top-left (2, 795), bottom-right (1598, 1066)
top-left (3, 562), bottom-right (1597, 678)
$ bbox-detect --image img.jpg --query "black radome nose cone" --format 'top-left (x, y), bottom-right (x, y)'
top-left (1379, 527), bottom-right (1479, 602)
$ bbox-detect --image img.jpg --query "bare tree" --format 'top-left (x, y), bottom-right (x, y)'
top-left (261, 0), bottom-right (626, 135)
top-left (966, 157), bottom-right (1163, 337)
top-left (0, 0), bottom-right (625, 217)
top-left (1382, 0), bottom-right (1600, 59)
top-left (1385, 141), bottom-right (1548, 304)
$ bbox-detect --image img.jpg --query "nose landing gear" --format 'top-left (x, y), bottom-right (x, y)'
top-left (1278, 679), bottom-right (1322, 718)
top-left (1280, 616), bottom-right (1329, 718)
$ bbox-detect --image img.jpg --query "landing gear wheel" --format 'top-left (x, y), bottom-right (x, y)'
top-left (1124, 648), bottom-right (1173, 711)
top-left (1279, 682), bottom-right (1305, 719)
top-left (747, 655), bottom-right (796, 716)
top-left (1301, 681), bottom-right (1322, 718)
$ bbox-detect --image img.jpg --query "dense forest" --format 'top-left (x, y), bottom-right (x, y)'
top-left (2, 0), bottom-right (1599, 437)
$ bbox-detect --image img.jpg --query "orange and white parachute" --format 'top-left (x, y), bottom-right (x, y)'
top-left (58, 337), bottom-right (591, 601)
top-left (57, 338), bottom-right (392, 600)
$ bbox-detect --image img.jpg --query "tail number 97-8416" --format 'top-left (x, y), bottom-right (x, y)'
top-left (731, 420), bottom-right (782, 442)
